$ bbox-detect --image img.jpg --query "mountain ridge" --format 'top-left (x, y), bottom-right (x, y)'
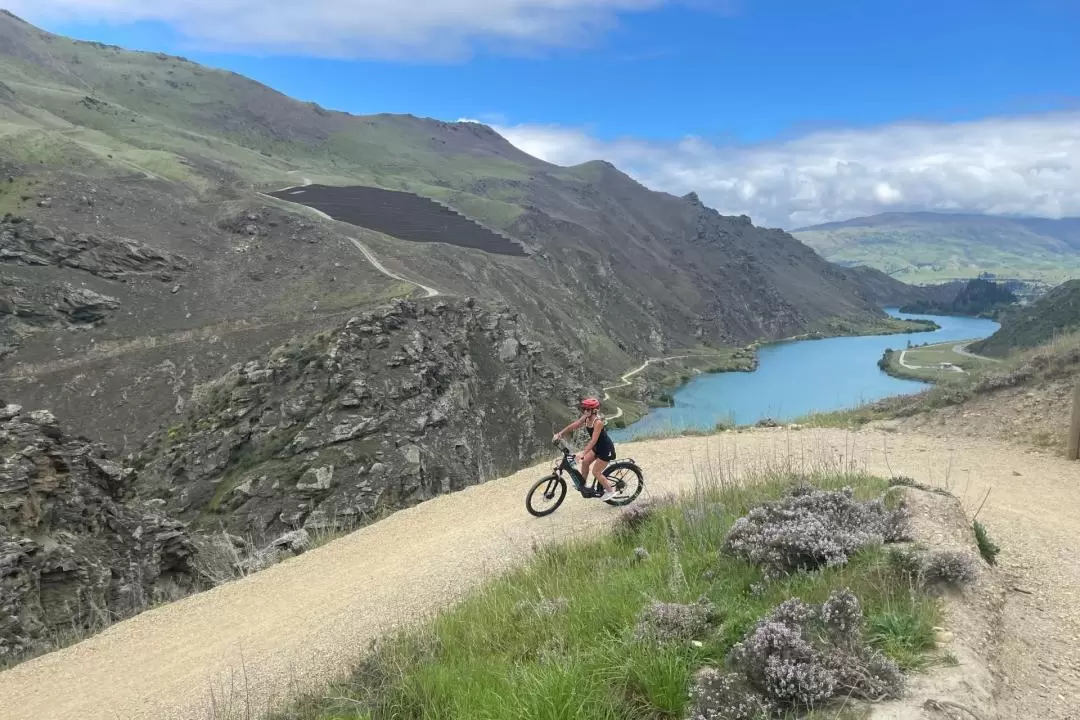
top-left (792, 211), bottom-right (1080, 285)
top-left (792, 210), bottom-right (1080, 236)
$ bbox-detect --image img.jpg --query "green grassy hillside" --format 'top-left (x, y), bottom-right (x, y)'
top-left (971, 279), bottom-right (1080, 357)
top-left (793, 211), bottom-right (1080, 284)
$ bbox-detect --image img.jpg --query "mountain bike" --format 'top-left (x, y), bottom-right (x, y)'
top-left (525, 439), bottom-right (644, 517)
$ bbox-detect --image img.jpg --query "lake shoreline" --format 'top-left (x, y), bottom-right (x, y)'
top-left (613, 310), bottom-right (999, 440)
top-left (616, 315), bottom-right (941, 427)
top-left (877, 338), bottom-right (995, 384)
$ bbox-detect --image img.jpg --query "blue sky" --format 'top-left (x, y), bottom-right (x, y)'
top-left (8, 0), bottom-right (1080, 226)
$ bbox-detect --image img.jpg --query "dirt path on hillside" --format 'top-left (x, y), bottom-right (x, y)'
top-left (345, 237), bottom-right (440, 298)
top-left (1, 429), bottom-right (1077, 720)
top-left (954, 342), bottom-right (1000, 361)
top-left (257, 188), bottom-right (442, 299)
top-left (601, 354), bottom-right (690, 419)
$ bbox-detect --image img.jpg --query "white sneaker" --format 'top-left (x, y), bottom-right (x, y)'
top-left (598, 488), bottom-right (618, 502)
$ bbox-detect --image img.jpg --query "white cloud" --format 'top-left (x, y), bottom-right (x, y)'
top-left (489, 112), bottom-right (1080, 228)
top-left (8, 0), bottom-right (727, 59)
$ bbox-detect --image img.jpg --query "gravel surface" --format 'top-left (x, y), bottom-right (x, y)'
top-left (0, 428), bottom-right (1077, 720)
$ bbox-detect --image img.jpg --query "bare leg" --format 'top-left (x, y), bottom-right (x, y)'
top-left (590, 458), bottom-right (614, 492)
top-left (579, 449), bottom-right (597, 487)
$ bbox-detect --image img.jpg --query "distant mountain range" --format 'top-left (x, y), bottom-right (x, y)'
top-left (793, 212), bottom-right (1080, 285)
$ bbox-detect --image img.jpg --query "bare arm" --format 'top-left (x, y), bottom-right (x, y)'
top-left (554, 416), bottom-right (585, 440)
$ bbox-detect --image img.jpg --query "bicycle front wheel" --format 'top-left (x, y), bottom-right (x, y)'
top-left (526, 474), bottom-right (567, 517)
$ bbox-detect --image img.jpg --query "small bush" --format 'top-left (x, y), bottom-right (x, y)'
top-left (723, 485), bottom-right (912, 577)
top-left (922, 550), bottom-right (978, 586)
top-left (888, 475), bottom-right (953, 497)
top-left (634, 598), bottom-right (719, 644)
top-left (688, 668), bottom-right (775, 720)
top-left (821, 587), bottom-right (863, 651)
top-left (886, 546), bottom-right (924, 581)
top-left (614, 498), bottom-right (670, 538)
top-left (973, 520), bottom-right (1000, 566)
top-left (728, 588), bottom-right (905, 710)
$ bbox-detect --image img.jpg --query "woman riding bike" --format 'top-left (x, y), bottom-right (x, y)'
top-left (553, 397), bottom-right (618, 502)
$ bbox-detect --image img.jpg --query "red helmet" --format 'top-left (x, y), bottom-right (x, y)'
top-left (580, 397), bottom-right (600, 410)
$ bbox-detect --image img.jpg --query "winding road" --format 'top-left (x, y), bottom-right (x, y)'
top-left (258, 178), bottom-right (442, 300)
top-left (1, 428), bottom-right (1077, 720)
top-left (897, 339), bottom-right (998, 374)
top-left (345, 237), bottom-right (439, 298)
top-left (954, 342), bottom-right (1000, 361)
top-left (898, 349), bottom-right (965, 373)
top-left (601, 355), bottom-right (690, 420)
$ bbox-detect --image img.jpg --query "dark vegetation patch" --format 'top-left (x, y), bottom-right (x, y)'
top-left (899, 278), bottom-right (1018, 319)
top-left (267, 184), bottom-right (528, 257)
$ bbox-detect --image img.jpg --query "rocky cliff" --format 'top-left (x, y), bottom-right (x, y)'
top-left (0, 404), bottom-right (202, 662)
top-left (134, 298), bottom-right (587, 534)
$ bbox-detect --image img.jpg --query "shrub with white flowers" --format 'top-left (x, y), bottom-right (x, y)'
top-left (725, 589), bottom-right (905, 711)
top-left (723, 485), bottom-right (912, 577)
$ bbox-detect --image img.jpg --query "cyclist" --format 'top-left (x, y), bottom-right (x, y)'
top-left (552, 397), bottom-right (618, 502)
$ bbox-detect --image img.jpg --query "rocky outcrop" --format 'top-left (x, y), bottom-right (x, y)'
top-left (0, 213), bottom-right (190, 281)
top-left (866, 486), bottom-right (1005, 719)
top-left (0, 273), bottom-right (122, 361)
top-left (0, 277), bottom-right (119, 326)
top-left (0, 212), bottom-right (189, 360)
top-left (0, 404), bottom-right (203, 662)
top-left (135, 298), bottom-right (588, 534)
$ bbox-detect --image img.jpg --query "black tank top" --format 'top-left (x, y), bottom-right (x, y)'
top-left (584, 417), bottom-right (613, 446)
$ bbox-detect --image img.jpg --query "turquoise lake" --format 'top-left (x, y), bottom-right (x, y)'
top-left (612, 309), bottom-right (1000, 441)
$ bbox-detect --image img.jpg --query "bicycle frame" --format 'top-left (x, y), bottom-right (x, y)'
top-left (554, 440), bottom-right (602, 498)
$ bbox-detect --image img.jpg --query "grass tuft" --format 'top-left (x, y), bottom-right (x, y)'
top-left (972, 520), bottom-right (1001, 566)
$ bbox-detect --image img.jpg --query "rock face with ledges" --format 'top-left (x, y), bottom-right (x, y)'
top-left (0, 404), bottom-right (202, 662)
top-left (0, 213), bottom-right (191, 281)
top-left (134, 298), bottom-right (587, 534)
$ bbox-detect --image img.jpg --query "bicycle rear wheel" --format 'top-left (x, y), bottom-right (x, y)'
top-left (526, 474), bottom-right (567, 517)
top-left (602, 462), bottom-right (644, 506)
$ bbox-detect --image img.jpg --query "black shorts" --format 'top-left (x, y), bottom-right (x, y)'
top-left (594, 441), bottom-right (616, 462)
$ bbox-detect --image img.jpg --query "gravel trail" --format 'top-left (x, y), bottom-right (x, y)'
top-left (1, 428), bottom-right (1076, 720)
